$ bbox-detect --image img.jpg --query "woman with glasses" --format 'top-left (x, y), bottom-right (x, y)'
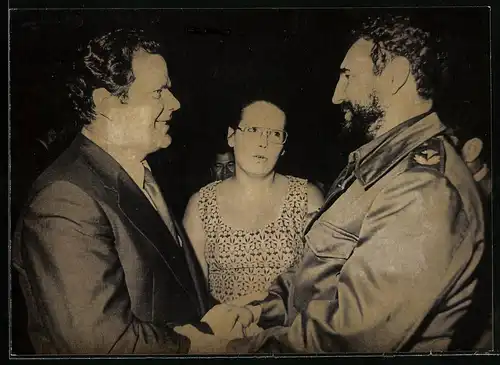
top-left (183, 100), bottom-right (324, 305)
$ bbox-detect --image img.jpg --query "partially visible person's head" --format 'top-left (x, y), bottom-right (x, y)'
top-left (210, 144), bottom-right (235, 181)
top-left (68, 28), bottom-right (181, 158)
top-left (227, 100), bottom-right (287, 178)
top-left (332, 15), bottom-right (446, 138)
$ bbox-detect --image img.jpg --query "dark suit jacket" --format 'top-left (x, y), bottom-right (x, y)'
top-left (11, 134), bottom-right (211, 354)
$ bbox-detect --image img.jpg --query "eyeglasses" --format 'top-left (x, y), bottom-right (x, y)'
top-left (236, 126), bottom-right (288, 145)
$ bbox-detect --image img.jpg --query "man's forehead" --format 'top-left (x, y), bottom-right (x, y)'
top-left (340, 38), bottom-right (375, 71)
top-left (131, 50), bottom-right (170, 86)
top-left (215, 153), bottom-right (235, 163)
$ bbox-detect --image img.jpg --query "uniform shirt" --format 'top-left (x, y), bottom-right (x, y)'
top-left (229, 112), bottom-right (485, 353)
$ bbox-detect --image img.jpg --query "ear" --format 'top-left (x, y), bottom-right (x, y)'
top-left (227, 126), bottom-right (236, 148)
top-left (461, 137), bottom-right (483, 163)
top-left (385, 56), bottom-right (411, 95)
top-left (92, 88), bottom-right (113, 112)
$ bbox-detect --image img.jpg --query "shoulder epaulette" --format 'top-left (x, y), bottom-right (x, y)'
top-left (409, 135), bottom-right (446, 174)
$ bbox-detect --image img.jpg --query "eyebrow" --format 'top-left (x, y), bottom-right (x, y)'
top-left (340, 67), bottom-right (350, 74)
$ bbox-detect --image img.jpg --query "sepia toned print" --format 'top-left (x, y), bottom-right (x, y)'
top-left (9, 7), bottom-right (492, 356)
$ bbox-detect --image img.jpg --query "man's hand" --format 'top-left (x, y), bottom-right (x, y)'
top-left (174, 324), bottom-right (230, 354)
top-left (201, 303), bottom-right (262, 339)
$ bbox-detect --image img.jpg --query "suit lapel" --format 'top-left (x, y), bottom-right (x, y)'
top-left (170, 212), bottom-right (211, 316)
top-left (116, 171), bottom-right (200, 306)
top-left (78, 134), bottom-right (199, 307)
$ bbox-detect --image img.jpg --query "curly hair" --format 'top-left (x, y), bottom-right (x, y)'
top-left (352, 14), bottom-right (448, 100)
top-left (67, 28), bottom-right (163, 124)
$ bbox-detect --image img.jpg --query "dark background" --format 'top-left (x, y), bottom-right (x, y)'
top-left (9, 7), bottom-right (492, 354)
top-left (10, 8), bottom-right (491, 214)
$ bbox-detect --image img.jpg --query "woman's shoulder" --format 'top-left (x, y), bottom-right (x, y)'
top-left (283, 174), bottom-right (324, 192)
top-left (282, 174), bottom-right (308, 189)
top-left (283, 174), bottom-right (324, 204)
top-left (191, 180), bottom-right (221, 206)
top-left (198, 180), bottom-right (221, 194)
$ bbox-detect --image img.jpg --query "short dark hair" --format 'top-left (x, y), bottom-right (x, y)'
top-left (352, 14), bottom-right (448, 100)
top-left (228, 99), bottom-right (287, 131)
top-left (68, 28), bottom-right (163, 124)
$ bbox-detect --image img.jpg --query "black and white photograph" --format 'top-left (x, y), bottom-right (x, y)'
top-left (8, 4), bottom-right (494, 357)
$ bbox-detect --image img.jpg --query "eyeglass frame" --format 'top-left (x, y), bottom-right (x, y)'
top-left (235, 125), bottom-right (288, 145)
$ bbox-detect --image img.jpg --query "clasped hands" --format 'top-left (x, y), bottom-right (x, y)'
top-left (174, 303), bottom-right (263, 354)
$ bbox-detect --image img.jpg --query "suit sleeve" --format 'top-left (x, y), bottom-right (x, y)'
top-left (230, 170), bottom-right (480, 353)
top-left (18, 181), bottom-right (190, 354)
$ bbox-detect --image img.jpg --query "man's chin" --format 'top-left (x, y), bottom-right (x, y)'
top-left (158, 134), bottom-right (173, 149)
top-left (340, 118), bottom-right (356, 135)
top-left (343, 109), bottom-right (353, 123)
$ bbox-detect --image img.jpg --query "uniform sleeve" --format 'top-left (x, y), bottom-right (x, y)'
top-left (248, 262), bottom-right (300, 329)
top-left (17, 181), bottom-right (190, 354)
top-left (232, 170), bottom-right (476, 353)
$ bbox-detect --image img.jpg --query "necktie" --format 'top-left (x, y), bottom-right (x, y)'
top-left (143, 167), bottom-right (180, 246)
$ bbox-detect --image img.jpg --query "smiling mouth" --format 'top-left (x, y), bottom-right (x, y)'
top-left (157, 113), bottom-right (172, 123)
top-left (253, 155), bottom-right (268, 161)
top-left (155, 121), bottom-right (170, 134)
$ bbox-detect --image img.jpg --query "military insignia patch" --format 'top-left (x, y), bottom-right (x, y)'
top-left (410, 136), bottom-right (446, 173)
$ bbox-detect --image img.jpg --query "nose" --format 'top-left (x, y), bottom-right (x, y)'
top-left (258, 130), bottom-right (269, 148)
top-left (222, 165), bottom-right (232, 177)
top-left (164, 89), bottom-right (181, 112)
top-left (332, 78), bottom-right (345, 105)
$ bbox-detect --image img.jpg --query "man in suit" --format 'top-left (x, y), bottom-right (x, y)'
top-left (186, 15), bottom-right (488, 353)
top-left (11, 28), bottom-right (216, 354)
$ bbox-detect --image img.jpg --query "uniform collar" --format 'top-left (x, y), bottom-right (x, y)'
top-left (349, 111), bottom-right (447, 187)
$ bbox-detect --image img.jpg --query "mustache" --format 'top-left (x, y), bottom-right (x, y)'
top-left (340, 100), bottom-right (383, 118)
top-left (340, 102), bottom-right (353, 112)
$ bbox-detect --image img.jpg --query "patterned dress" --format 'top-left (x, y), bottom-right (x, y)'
top-left (198, 176), bottom-right (308, 303)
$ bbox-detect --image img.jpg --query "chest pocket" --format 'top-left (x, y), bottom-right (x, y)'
top-left (305, 220), bottom-right (358, 259)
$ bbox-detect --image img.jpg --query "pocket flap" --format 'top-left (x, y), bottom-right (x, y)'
top-left (305, 221), bottom-right (357, 259)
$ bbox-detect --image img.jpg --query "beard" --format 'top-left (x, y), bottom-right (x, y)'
top-left (339, 92), bottom-right (385, 141)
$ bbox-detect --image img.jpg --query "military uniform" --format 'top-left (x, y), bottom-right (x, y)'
top-left (229, 112), bottom-right (485, 353)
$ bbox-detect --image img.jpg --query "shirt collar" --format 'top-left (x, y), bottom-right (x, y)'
top-left (81, 127), bottom-right (150, 189)
top-left (349, 110), bottom-right (447, 187)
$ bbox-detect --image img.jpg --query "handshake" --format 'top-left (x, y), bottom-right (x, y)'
top-left (174, 301), bottom-right (264, 354)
